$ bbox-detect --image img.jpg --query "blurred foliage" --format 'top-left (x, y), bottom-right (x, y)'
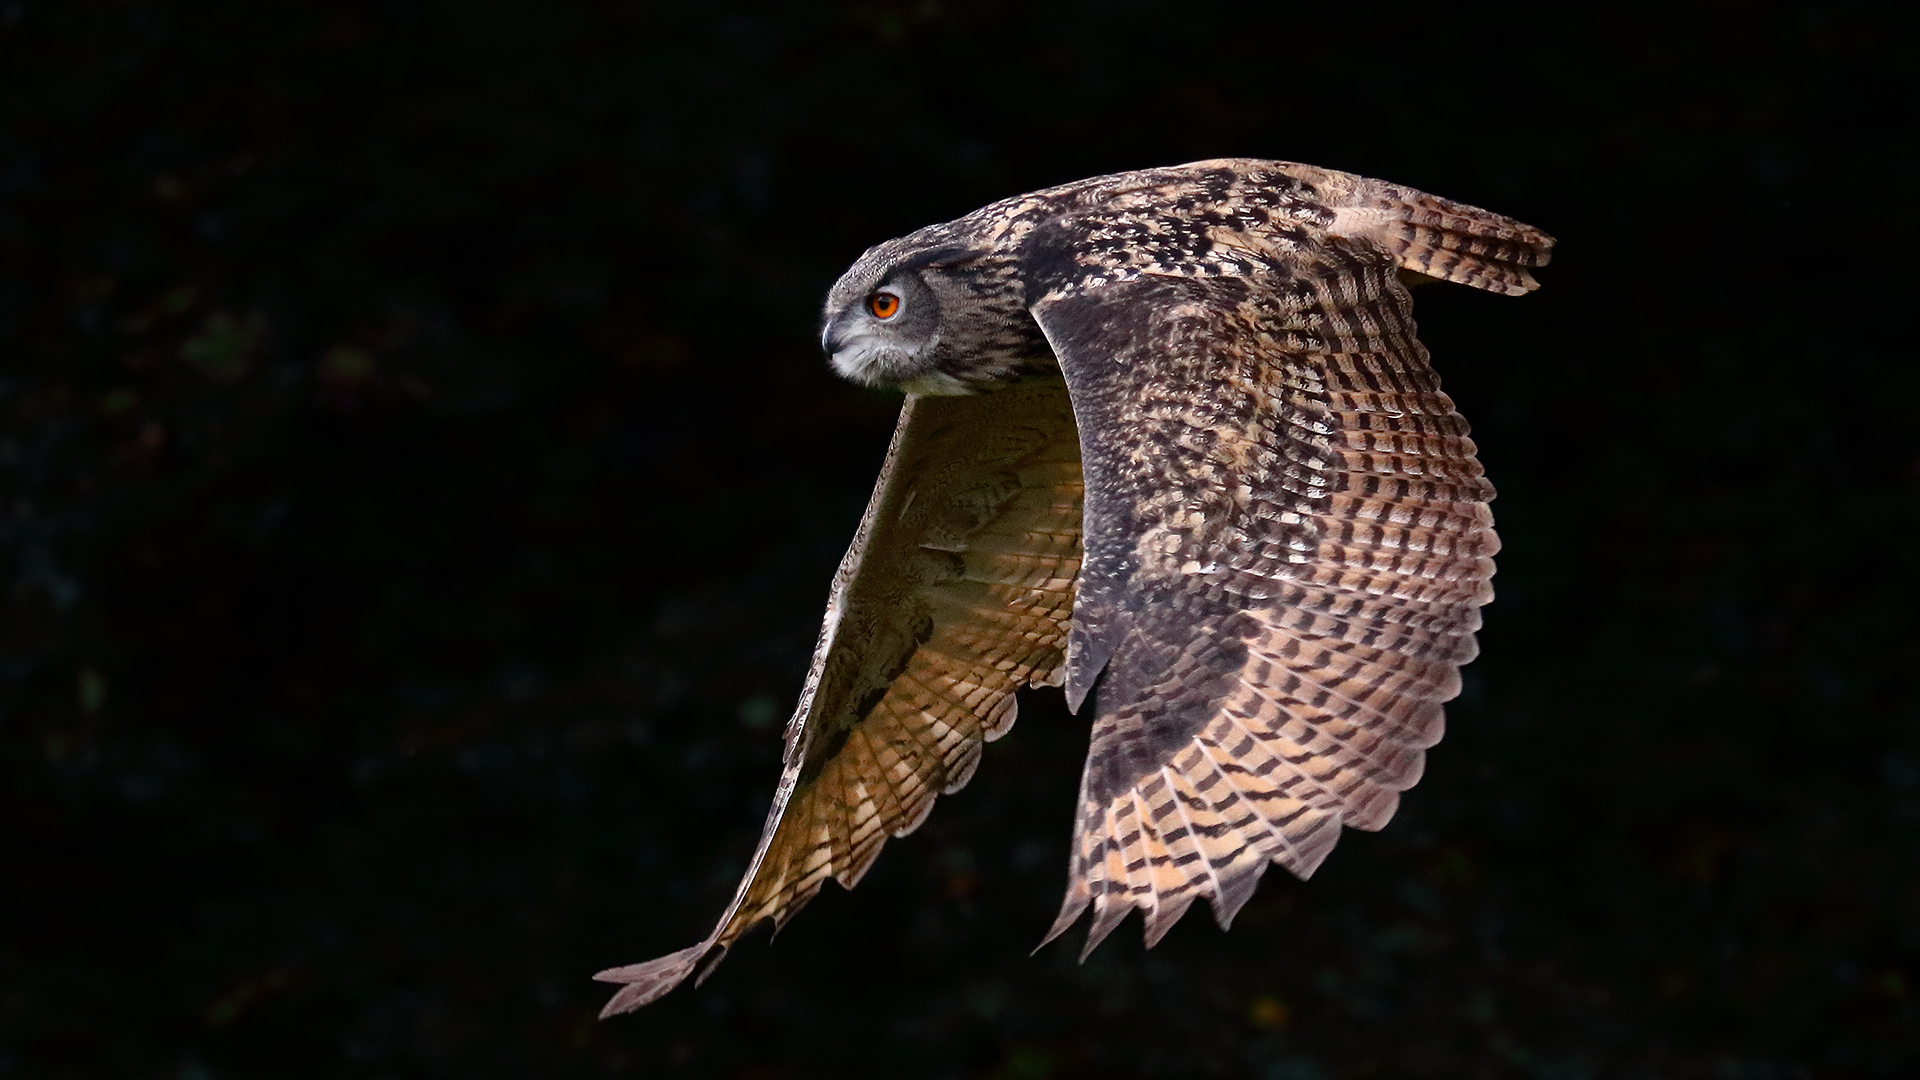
top-left (2, 0), bottom-right (1917, 1077)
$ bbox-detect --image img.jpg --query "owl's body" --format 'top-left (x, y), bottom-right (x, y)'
top-left (597, 160), bottom-right (1552, 1015)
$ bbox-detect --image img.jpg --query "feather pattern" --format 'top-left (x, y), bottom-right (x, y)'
top-left (1029, 163), bottom-right (1543, 952)
top-left (597, 159), bottom-right (1549, 1015)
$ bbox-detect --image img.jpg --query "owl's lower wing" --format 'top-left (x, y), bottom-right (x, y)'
top-left (1028, 188), bottom-right (1549, 956)
top-left (595, 378), bottom-right (1082, 1015)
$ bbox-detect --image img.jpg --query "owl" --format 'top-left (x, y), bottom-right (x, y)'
top-left (596, 160), bottom-right (1552, 1016)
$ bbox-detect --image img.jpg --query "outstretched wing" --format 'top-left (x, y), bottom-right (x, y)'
top-left (595, 377), bottom-right (1082, 1015)
top-left (1026, 165), bottom-right (1552, 954)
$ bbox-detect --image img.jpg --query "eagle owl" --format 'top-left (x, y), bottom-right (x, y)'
top-left (597, 160), bottom-right (1552, 1016)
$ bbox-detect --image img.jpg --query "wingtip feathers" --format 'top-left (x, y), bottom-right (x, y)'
top-left (1206, 861), bottom-right (1268, 931)
top-left (1141, 891), bottom-right (1195, 949)
top-left (593, 943), bottom-right (712, 1018)
top-left (1037, 882), bottom-right (1090, 955)
top-left (1079, 892), bottom-right (1133, 961)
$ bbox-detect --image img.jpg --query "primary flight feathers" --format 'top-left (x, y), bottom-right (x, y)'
top-left (595, 160), bottom-right (1552, 1017)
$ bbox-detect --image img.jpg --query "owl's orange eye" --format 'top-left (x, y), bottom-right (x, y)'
top-left (868, 292), bottom-right (901, 319)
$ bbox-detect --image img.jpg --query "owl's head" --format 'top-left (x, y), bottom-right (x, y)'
top-left (820, 229), bottom-right (1046, 395)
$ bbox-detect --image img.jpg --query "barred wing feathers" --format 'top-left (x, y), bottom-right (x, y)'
top-left (1025, 170), bottom-right (1550, 954)
top-left (595, 378), bottom-right (1082, 1016)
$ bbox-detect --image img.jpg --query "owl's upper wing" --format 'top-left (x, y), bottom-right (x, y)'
top-left (1025, 164), bottom-right (1552, 954)
top-left (595, 377), bottom-right (1082, 1015)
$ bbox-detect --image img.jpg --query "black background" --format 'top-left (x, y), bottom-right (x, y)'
top-left (4, 1), bottom-right (1916, 1077)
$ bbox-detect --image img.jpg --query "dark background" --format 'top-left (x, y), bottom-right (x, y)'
top-left (4, 1), bottom-right (1916, 1076)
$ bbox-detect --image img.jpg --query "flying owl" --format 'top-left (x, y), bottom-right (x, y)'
top-left (596, 159), bottom-right (1552, 1016)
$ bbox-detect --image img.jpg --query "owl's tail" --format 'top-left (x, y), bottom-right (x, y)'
top-left (1370, 189), bottom-right (1555, 296)
top-left (1281, 162), bottom-right (1556, 296)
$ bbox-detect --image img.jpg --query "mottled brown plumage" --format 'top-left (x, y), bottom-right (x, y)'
top-left (595, 160), bottom-right (1551, 1016)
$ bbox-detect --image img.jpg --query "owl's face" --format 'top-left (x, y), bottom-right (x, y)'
top-left (821, 235), bottom-right (1045, 395)
top-left (821, 258), bottom-right (968, 395)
